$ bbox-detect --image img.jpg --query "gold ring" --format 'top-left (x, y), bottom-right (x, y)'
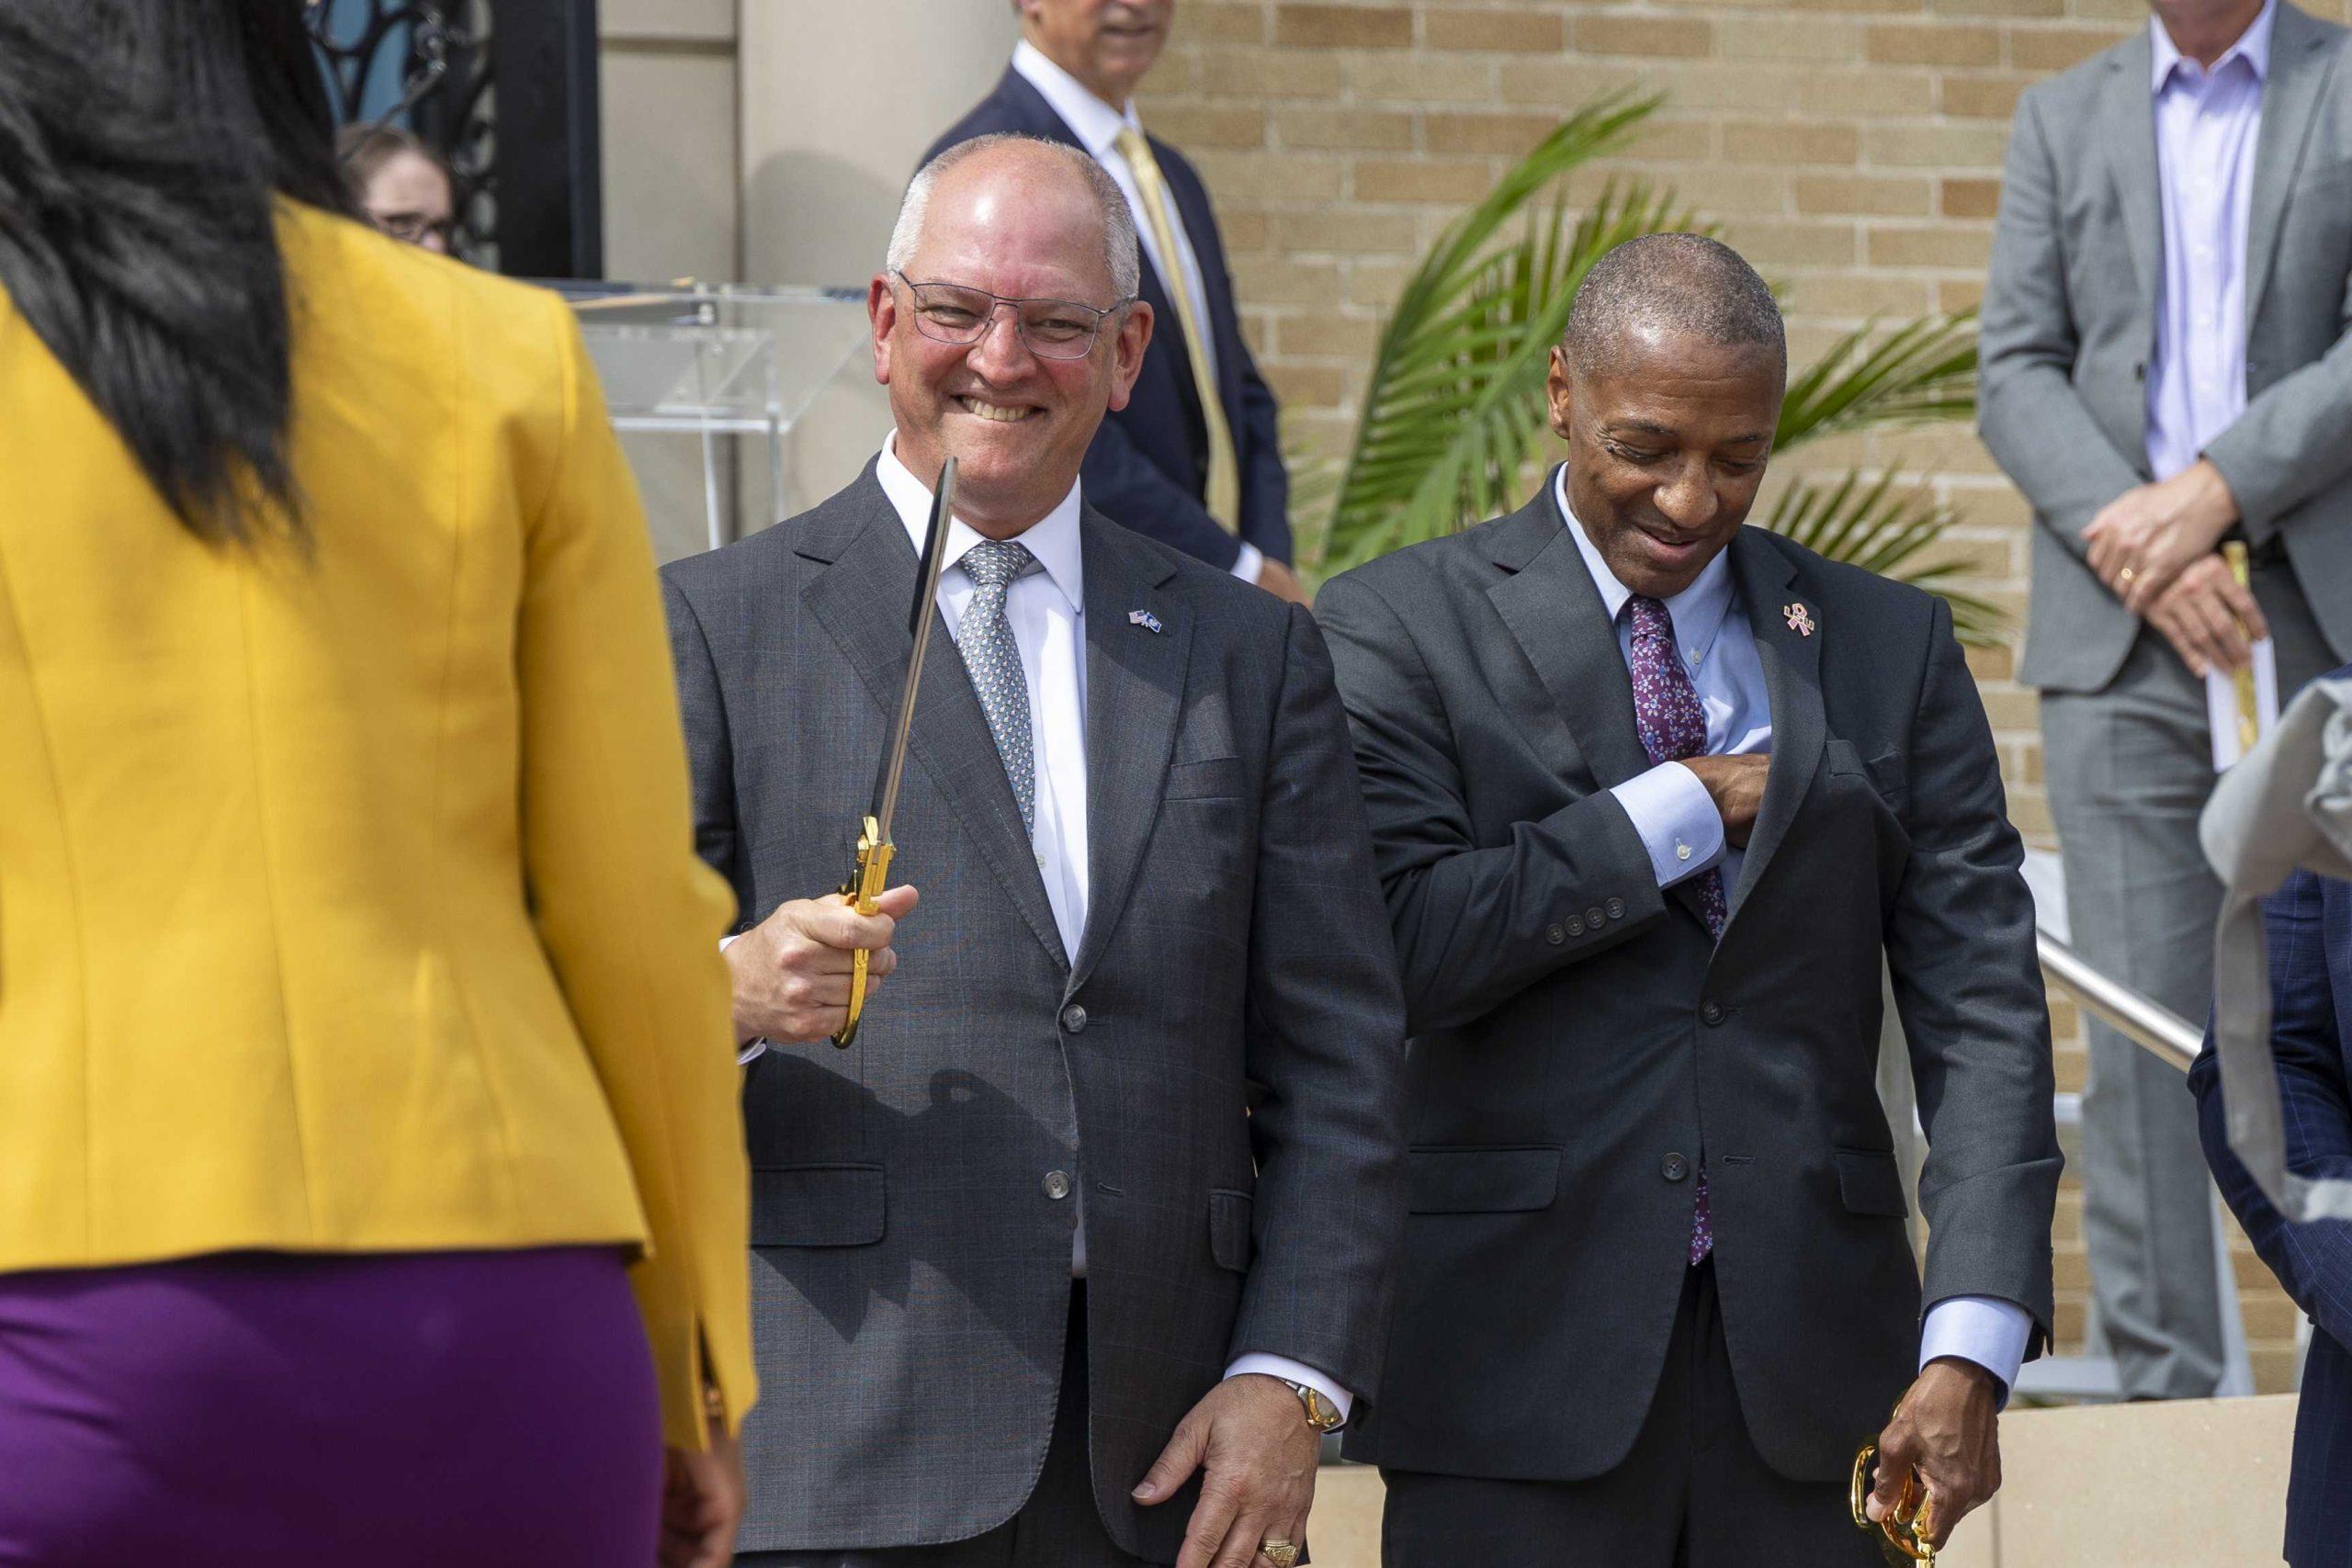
top-left (2119, 567), bottom-right (2137, 585)
top-left (1260, 1540), bottom-right (1301, 1568)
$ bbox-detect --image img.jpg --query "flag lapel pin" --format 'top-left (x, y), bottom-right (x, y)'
top-left (1128, 608), bottom-right (1163, 634)
top-left (1782, 602), bottom-right (1815, 637)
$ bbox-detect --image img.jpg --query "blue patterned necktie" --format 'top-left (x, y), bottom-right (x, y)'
top-left (1626, 592), bottom-right (1724, 1266)
top-left (956, 540), bottom-right (1040, 836)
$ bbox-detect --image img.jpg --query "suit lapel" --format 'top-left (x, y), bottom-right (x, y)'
top-left (2102, 35), bottom-right (2165, 311)
top-left (1725, 531), bottom-right (1826, 922)
top-left (1069, 515), bottom-right (1189, 992)
top-left (798, 473), bottom-right (1069, 970)
top-left (1485, 484), bottom-right (1652, 794)
top-left (2247, 6), bottom-right (2338, 330)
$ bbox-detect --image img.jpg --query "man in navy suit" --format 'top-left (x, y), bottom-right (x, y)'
top-left (924, 1), bottom-right (1305, 603)
top-left (2192, 782), bottom-right (2352, 1568)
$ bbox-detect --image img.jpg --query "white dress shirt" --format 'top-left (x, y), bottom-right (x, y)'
top-left (1555, 471), bottom-right (2033, 1401)
top-left (1010, 40), bottom-right (1264, 586)
top-left (2145, 0), bottom-right (2274, 483)
top-left (876, 437), bottom-right (1351, 1418)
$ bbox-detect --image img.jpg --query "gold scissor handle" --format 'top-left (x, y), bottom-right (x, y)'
top-left (830, 817), bottom-right (894, 1049)
top-left (1851, 1440), bottom-right (1937, 1564)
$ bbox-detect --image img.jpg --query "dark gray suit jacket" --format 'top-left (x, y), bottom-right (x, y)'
top-left (1318, 487), bottom-right (2061, 1484)
top-left (660, 468), bottom-right (1406, 1558)
top-left (1981, 1), bottom-right (2352, 693)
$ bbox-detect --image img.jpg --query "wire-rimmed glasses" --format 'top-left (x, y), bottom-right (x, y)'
top-left (890, 270), bottom-right (1135, 361)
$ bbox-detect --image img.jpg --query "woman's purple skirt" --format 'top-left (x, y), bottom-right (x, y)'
top-left (0, 1247), bottom-right (662, 1567)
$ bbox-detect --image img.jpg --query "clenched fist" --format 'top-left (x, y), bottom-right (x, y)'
top-left (724, 885), bottom-right (919, 1045)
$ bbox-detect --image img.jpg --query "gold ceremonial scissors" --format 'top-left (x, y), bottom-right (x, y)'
top-left (831, 457), bottom-right (956, 1049)
top-left (1850, 1439), bottom-right (1937, 1565)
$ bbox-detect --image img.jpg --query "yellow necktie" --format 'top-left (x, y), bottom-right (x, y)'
top-left (1114, 125), bottom-right (1239, 532)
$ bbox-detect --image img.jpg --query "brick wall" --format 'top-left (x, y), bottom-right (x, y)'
top-left (1138, 0), bottom-right (2351, 1395)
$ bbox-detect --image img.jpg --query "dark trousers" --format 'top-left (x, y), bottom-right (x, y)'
top-left (737, 1287), bottom-right (1148, 1568)
top-left (1380, 1260), bottom-right (1880, 1568)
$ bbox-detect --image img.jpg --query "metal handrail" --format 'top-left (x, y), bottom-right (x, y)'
top-left (2036, 931), bottom-right (2203, 1073)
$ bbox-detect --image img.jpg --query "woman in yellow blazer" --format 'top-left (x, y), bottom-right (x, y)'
top-left (0, 5), bottom-right (752, 1563)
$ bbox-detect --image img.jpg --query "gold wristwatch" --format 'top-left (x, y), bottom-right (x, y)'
top-left (1283, 1380), bottom-right (1347, 1433)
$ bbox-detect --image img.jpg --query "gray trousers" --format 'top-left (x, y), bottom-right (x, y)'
top-left (736, 1289), bottom-right (1149, 1568)
top-left (2040, 554), bottom-right (2335, 1399)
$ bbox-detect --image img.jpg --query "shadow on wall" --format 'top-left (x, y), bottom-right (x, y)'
top-left (748, 148), bottom-right (905, 294)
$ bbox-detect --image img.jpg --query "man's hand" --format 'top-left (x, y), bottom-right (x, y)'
top-left (1867, 1358), bottom-right (2002, 1553)
top-left (2082, 458), bottom-right (2239, 613)
top-left (1678, 753), bottom-right (1770, 848)
top-left (723, 885), bottom-right (918, 1045)
top-left (660, 1416), bottom-right (746, 1568)
top-left (1255, 558), bottom-right (1311, 606)
top-left (2145, 552), bottom-right (2271, 678)
top-left (1133, 1375), bottom-right (1320, 1568)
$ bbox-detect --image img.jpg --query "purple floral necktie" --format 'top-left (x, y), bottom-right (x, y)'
top-left (1626, 592), bottom-right (1723, 1265)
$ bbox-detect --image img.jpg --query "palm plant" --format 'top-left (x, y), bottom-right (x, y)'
top-left (1311, 92), bottom-right (2002, 644)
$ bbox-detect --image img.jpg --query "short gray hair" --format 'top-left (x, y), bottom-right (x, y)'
top-left (887, 133), bottom-right (1140, 302)
top-left (1561, 233), bottom-right (1785, 380)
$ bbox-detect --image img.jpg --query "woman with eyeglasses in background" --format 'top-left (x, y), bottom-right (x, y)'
top-left (0, 3), bottom-right (752, 1563)
top-left (336, 120), bottom-right (459, 253)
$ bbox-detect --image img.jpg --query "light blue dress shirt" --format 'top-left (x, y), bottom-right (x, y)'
top-left (1553, 471), bottom-right (2032, 1399)
top-left (2145, 0), bottom-right (2275, 482)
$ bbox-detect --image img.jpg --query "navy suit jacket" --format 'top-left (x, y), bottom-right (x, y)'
top-left (923, 67), bottom-right (1291, 572)
top-left (2191, 837), bottom-right (2352, 1567)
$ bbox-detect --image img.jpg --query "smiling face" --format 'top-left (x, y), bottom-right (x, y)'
top-left (1547, 326), bottom-right (1783, 599)
top-left (1018, 0), bottom-right (1171, 107)
top-left (870, 146), bottom-right (1151, 537)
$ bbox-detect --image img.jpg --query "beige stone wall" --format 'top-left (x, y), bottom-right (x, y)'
top-left (1129, 0), bottom-right (2348, 1393)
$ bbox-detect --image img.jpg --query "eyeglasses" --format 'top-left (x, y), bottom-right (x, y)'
top-left (891, 271), bottom-right (1134, 361)
top-left (377, 212), bottom-right (456, 250)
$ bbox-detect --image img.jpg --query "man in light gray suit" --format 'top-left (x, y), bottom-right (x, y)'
top-left (661, 134), bottom-right (1406, 1568)
top-left (1982, 0), bottom-right (2352, 1399)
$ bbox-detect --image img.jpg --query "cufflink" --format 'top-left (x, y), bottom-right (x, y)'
top-left (1676, 841), bottom-right (1692, 862)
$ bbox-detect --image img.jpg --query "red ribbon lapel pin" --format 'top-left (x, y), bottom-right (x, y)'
top-left (1783, 602), bottom-right (1815, 637)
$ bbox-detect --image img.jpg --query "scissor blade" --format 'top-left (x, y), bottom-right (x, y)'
top-left (867, 456), bottom-right (956, 844)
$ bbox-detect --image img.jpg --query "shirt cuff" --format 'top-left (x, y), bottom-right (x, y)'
top-left (720, 934), bottom-right (766, 1065)
top-left (1222, 1353), bottom-right (1352, 1424)
top-left (1610, 761), bottom-right (1725, 889)
top-left (1229, 541), bottom-right (1265, 584)
top-left (1918, 1296), bottom-right (2031, 1409)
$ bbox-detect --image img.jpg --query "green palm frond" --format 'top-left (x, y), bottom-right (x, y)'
top-left (1778, 312), bottom-right (1978, 451)
top-left (1319, 92), bottom-right (1680, 571)
top-left (1315, 94), bottom-right (2005, 643)
top-left (1762, 469), bottom-right (2006, 646)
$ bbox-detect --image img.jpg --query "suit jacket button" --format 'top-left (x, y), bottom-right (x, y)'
top-left (1060, 1004), bottom-right (1089, 1033)
top-left (1546, 922), bottom-right (1566, 945)
top-left (1586, 907), bottom-right (1606, 927)
top-left (1701, 1001), bottom-right (1725, 1026)
top-left (1606, 897), bottom-right (1625, 919)
top-left (1566, 919), bottom-right (1586, 937)
top-left (1662, 1153), bottom-right (1690, 1182)
top-left (1043, 1170), bottom-right (1073, 1201)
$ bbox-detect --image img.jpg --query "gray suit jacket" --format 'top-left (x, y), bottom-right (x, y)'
top-left (1318, 488), bottom-right (2061, 1483)
top-left (1981, 1), bottom-right (2352, 694)
top-left (661, 468), bottom-right (1406, 1558)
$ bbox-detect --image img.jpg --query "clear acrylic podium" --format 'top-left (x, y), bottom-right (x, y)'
top-left (552, 282), bottom-right (876, 557)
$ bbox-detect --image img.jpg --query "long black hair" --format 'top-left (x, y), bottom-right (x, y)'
top-left (0, 0), bottom-right (351, 545)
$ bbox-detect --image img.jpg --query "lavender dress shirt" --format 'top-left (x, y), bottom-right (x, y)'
top-left (2146, 1), bottom-right (2278, 481)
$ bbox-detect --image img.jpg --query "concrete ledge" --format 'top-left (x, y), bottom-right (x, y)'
top-left (1306, 1395), bottom-right (2297, 1567)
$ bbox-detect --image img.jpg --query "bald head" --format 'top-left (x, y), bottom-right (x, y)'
top-left (888, 133), bottom-right (1140, 301)
top-left (1561, 233), bottom-right (1784, 384)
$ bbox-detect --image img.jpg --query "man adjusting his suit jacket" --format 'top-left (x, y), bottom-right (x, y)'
top-left (1318, 236), bottom-right (2062, 1566)
top-left (662, 135), bottom-right (1406, 1568)
top-left (925, 1), bottom-right (1306, 604)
